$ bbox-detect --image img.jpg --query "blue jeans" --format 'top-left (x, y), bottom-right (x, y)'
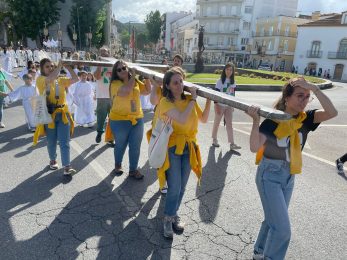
top-left (254, 157), bottom-right (295, 260)
top-left (109, 119), bottom-right (144, 171)
top-left (45, 113), bottom-right (71, 167)
top-left (164, 145), bottom-right (191, 217)
top-left (96, 98), bottom-right (111, 133)
top-left (0, 96), bottom-right (4, 122)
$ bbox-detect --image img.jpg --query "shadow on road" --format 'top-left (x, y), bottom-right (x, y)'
top-left (0, 152), bottom-right (172, 259)
top-left (196, 146), bottom-right (241, 223)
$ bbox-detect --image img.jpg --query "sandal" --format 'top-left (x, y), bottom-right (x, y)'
top-left (129, 170), bottom-right (144, 180)
top-left (111, 164), bottom-right (123, 176)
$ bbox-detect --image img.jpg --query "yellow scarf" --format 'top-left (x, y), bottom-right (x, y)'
top-left (256, 112), bottom-right (307, 174)
top-left (33, 107), bottom-right (74, 146)
top-left (157, 133), bottom-right (202, 189)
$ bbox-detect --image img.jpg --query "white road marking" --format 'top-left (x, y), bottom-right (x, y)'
top-left (70, 140), bottom-right (179, 257)
top-left (233, 127), bottom-right (347, 171)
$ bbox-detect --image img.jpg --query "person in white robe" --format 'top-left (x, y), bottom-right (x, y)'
top-left (0, 74), bottom-right (37, 131)
top-left (73, 71), bottom-right (95, 127)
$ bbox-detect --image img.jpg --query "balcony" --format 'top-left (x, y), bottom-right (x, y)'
top-left (252, 31), bottom-right (297, 38)
top-left (328, 52), bottom-right (347, 59)
top-left (306, 51), bottom-right (323, 58)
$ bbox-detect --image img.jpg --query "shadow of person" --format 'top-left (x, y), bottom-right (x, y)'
top-left (0, 162), bottom-right (171, 259)
top-left (196, 146), bottom-right (240, 223)
top-left (0, 124), bottom-right (35, 153)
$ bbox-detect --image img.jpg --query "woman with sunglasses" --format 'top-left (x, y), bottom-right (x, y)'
top-left (109, 60), bottom-right (151, 179)
top-left (33, 59), bottom-right (79, 176)
top-left (156, 67), bottom-right (211, 238)
top-left (246, 77), bottom-right (337, 260)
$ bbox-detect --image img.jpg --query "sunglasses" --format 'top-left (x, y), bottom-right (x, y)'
top-left (116, 66), bottom-right (127, 73)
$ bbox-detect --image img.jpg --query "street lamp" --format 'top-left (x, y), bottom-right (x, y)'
top-left (43, 21), bottom-right (49, 41)
top-left (73, 25), bottom-right (77, 51)
top-left (57, 22), bottom-right (63, 51)
top-left (87, 26), bottom-right (93, 51)
top-left (76, 6), bottom-right (83, 50)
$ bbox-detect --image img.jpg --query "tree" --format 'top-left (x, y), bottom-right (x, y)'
top-left (69, 0), bottom-right (110, 49)
top-left (145, 10), bottom-right (162, 44)
top-left (6, 0), bottom-right (65, 46)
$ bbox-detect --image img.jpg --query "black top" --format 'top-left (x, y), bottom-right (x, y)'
top-left (259, 110), bottom-right (320, 161)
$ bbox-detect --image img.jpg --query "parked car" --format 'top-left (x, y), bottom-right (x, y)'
top-left (258, 63), bottom-right (272, 71)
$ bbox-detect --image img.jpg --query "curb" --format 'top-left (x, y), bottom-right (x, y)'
top-left (195, 80), bottom-right (333, 92)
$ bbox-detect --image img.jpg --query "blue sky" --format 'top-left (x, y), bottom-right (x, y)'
top-left (112, 0), bottom-right (347, 23)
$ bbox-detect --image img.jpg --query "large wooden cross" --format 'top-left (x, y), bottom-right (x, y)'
top-left (62, 58), bottom-right (291, 120)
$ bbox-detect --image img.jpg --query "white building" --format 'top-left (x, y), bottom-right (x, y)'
top-left (170, 12), bottom-right (198, 61)
top-left (159, 12), bottom-right (192, 54)
top-left (195, 0), bottom-right (298, 64)
top-left (293, 11), bottom-right (347, 81)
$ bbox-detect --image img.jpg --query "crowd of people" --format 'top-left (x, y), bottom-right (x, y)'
top-left (0, 46), bottom-right (344, 260)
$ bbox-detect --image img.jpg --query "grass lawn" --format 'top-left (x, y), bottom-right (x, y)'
top-left (242, 69), bottom-right (325, 84)
top-left (185, 71), bottom-right (325, 85)
top-left (186, 73), bottom-right (284, 85)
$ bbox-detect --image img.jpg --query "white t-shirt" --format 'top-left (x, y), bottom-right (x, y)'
top-left (93, 67), bottom-right (112, 99)
top-left (215, 78), bottom-right (236, 107)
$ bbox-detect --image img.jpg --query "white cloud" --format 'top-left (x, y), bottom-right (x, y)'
top-left (112, 0), bottom-right (347, 23)
top-left (112, 0), bottom-right (196, 22)
top-left (297, 0), bottom-right (347, 14)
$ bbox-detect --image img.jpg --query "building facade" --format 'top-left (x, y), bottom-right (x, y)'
top-left (293, 11), bottom-right (347, 81)
top-left (195, 0), bottom-right (298, 64)
top-left (250, 15), bottom-right (310, 71)
top-left (159, 11), bottom-right (192, 55)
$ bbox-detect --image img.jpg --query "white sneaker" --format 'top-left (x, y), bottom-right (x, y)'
top-left (336, 160), bottom-right (345, 175)
top-left (253, 252), bottom-right (264, 260)
top-left (0, 122), bottom-right (5, 128)
top-left (212, 138), bottom-right (220, 147)
top-left (230, 143), bottom-right (241, 150)
top-left (160, 185), bottom-right (168, 194)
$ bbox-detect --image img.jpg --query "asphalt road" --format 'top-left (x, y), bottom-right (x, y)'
top-left (0, 75), bottom-right (346, 260)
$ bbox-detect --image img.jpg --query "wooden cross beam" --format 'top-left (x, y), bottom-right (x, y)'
top-left (61, 58), bottom-right (291, 120)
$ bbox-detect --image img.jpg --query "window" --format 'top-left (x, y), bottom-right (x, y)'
top-left (205, 22), bottom-right (210, 32)
top-left (285, 26), bottom-right (290, 36)
top-left (311, 41), bottom-right (321, 54)
top-left (228, 37), bottom-right (234, 46)
top-left (269, 26), bottom-right (274, 36)
top-left (204, 37), bottom-right (210, 45)
top-left (220, 6), bottom-right (226, 16)
top-left (219, 22), bottom-right (225, 32)
top-left (245, 6), bottom-right (253, 14)
top-left (218, 36), bottom-right (224, 46)
top-left (231, 6), bottom-right (237, 15)
top-left (243, 22), bottom-right (251, 30)
top-left (260, 27), bottom-right (265, 36)
top-left (241, 38), bottom-right (249, 45)
top-left (207, 6), bottom-right (212, 16)
top-left (342, 14), bottom-right (347, 24)
top-left (194, 38), bottom-right (197, 46)
top-left (267, 40), bottom-right (273, 50)
top-left (284, 40), bottom-right (289, 51)
top-left (338, 38), bottom-right (347, 53)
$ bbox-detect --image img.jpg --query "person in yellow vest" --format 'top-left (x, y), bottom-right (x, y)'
top-left (148, 66), bottom-right (186, 194)
top-left (246, 77), bottom-right (337, 260)
top-left (109, 60), bottom-right (151, 179)
top-left (33, 59), bottom-right (79, 176)
top-left (157, 68), bottom-right (211, 238)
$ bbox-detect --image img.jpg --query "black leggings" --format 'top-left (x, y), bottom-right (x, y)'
top-left (338, 153), bottom-right (347, 163)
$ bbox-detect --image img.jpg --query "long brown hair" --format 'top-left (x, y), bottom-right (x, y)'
top-left (162, 67), bottom-right (186, 102)
top-left (274, 83), bottom-right (295, 111)
top-left (39, 58), bottom-right (51, 77)
top-left (221, 63), bottom-right (235, 84)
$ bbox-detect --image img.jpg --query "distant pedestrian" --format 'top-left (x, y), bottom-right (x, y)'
top-left (173, 54), bottom-right (183, 67)
top-left (212, 63), bottom-right (241, 150)
top-left (246, 77), bottom-right (337, 260)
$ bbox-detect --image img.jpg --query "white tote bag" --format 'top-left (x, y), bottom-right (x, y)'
top-left (31, 94), bottom-right (53, 126)
top-left (148, 118), bottom-right (173, 169)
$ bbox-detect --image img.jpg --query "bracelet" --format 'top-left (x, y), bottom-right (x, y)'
top-left (190, 99), bottom-right (197, 102)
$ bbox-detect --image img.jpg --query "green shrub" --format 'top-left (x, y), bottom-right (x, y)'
top-left (214, 69), bottom-right (222, 74)
top-left (235, 71), bottom-right (239, 76)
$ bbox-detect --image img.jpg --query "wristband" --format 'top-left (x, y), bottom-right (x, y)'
top-left (190, 99), bottom-right (197, 102)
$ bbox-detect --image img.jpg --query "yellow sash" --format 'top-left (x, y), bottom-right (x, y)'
top-left (256, 112), bottom-right (307, 174)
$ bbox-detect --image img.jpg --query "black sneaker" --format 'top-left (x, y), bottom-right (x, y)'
top-left (336, 159), bottom-right (345, 175)
top-left (95, 133), bottom-right (102, 143)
